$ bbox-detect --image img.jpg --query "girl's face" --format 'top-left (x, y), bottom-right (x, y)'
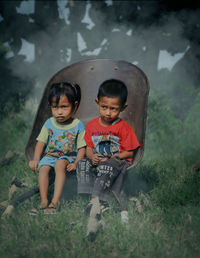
top-left (50, 94), bottom-right (75, 124)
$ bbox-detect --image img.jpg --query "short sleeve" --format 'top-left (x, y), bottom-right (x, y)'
top-left (120, 124), bottom-right (140, 151)
top-left (77, 130), bottom-right (86, 149)
top-left (36, 125), bottom-right (48, 143)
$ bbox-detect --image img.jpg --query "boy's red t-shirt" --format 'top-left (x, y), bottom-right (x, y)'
top-left (84, 117), bottom-right (140, 162)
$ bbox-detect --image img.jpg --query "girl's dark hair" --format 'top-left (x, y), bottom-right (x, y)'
top-left (48, 82), bottom-right (81, 111)
top-left (97, 79), bottom-right (128, 106)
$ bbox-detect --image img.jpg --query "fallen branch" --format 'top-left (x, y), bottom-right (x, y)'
top-left (1, 174), bottom-right (54, 218)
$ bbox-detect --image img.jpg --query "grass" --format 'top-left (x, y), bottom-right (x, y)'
top-left (1, 193), bottom-right (200, 257)
top-left (0, 95), bottom-right (200, 257)
top-left (0, 157), bottom-right (200, 258)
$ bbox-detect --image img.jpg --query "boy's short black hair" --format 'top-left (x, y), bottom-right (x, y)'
top-left (97, 79), bottom-right (128, 106)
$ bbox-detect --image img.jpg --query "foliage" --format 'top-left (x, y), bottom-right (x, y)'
top-left (144, 91), bottom-right (182, 162)
top-left (181, 91), bottom-right (200, 163)
top-left (0, 43), bottom-right (32, 118)
top-left (0, 109), bottom-right (32, 157)
top-left (144, 88), bottom-right (200, 165)
top-left (149, 160), bottom-right (200, 208)
top-left (141, 88), bottom-right (200, 209)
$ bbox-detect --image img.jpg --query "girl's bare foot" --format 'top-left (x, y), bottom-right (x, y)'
top-left (44, 202), bottom-right (59, 214)
top-left (40, 200), bottom-right (48, 209)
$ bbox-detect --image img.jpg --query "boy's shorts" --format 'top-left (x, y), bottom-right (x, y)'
top-left (76, 157), bottom-right (131, 202)
top-left (38, 155), bottom-right (73, 169)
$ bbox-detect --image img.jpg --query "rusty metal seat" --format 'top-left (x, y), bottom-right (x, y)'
top-left (25, 59), bottom-right (149, 168)
top-left (25, 59), bottom-right (149, 203)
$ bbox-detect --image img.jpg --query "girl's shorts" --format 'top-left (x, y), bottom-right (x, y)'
top-left (38, 155), bottom-right (73, 169)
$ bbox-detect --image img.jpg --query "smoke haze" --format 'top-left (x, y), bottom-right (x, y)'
top-left (1, 0), bottom-right (200, 164)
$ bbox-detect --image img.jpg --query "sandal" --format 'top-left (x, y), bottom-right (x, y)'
top-left (100, 201), bottom-right (110, 213)
top-left (29, 206), bottom-right (48, 216)
top-left (44, 203), bottom-right (59, 215)
top-left (101, 203), bottom-right (110, 213)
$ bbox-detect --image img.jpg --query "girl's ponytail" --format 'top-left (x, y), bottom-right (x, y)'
top-left (70, 83), bottom-right (81, 112)
top-left (71, 83), bottom-right (81, 105)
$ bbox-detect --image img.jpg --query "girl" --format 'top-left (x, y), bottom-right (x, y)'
top-left (29, 82), bottom-right (86, 214)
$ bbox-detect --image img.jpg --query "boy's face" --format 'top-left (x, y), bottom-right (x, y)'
top-left (95, 96), bottom-right (127, 126)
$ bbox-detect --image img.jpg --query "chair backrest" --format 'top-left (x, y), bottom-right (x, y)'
top-left (25, 59), bottom-right (149, 167)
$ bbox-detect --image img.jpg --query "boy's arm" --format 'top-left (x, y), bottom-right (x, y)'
top-left (29, 141), bottom-right (46, 172)
top-left (67, 147), bottom-right (86, 172)
top-left (113, 150), bottom-right (133, 160)
top-left (86, 147), bottom-right (134, 164)
top-left (112, 147), bottom-right (139, 160)
top-left (86, 146), bottom-right (102, 165)
top-left (86, 146), bottom-right (94, 160)
top-left (112, 123), bottom-right (140, 161)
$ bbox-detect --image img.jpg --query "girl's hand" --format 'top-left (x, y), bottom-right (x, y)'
top-left (67, 163), bottom-right (76, 172)
top-left (92, 153), bottom-right (102, 165)
top-left (29, 160), bottom-right (39, 172)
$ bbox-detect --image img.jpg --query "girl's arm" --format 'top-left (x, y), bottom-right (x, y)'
top-left (75, 147), bottom-right (86, 164)
top-left (67, 147), bottom-right (86, 172)
top-left (29, 141), bottom-right (46, 172)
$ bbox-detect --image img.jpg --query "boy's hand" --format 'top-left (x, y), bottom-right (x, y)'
top-left (101, 153), bottom-right (111, 162)
top-left (92, 153), bottom-right (102, 165)
top-left (29, 160), bottom-right (39, 172)
top-left (67, 162), bottom-right (76, 172)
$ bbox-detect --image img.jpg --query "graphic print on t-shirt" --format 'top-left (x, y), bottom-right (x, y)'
top-left (47, 129), bottom-right (77, 157)
top-left (91, 134), bottom-right (120, 157)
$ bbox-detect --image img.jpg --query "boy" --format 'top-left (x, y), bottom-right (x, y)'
top-left (76, 79), bottom-right (140, 223)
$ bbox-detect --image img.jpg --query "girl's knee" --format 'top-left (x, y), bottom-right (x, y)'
top-left (39, 165), bottom-right (51, 175)
top-left (55, 159), bottom-right (69, 172)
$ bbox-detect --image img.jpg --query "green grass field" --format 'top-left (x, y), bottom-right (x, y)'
top-left (0, 92), bottom-right (200, 257)
top-left (0, 158), bottom-right (200, 258)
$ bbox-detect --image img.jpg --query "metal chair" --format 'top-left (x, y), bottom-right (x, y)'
top-left (25, 59), bottom-right (149, 168)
